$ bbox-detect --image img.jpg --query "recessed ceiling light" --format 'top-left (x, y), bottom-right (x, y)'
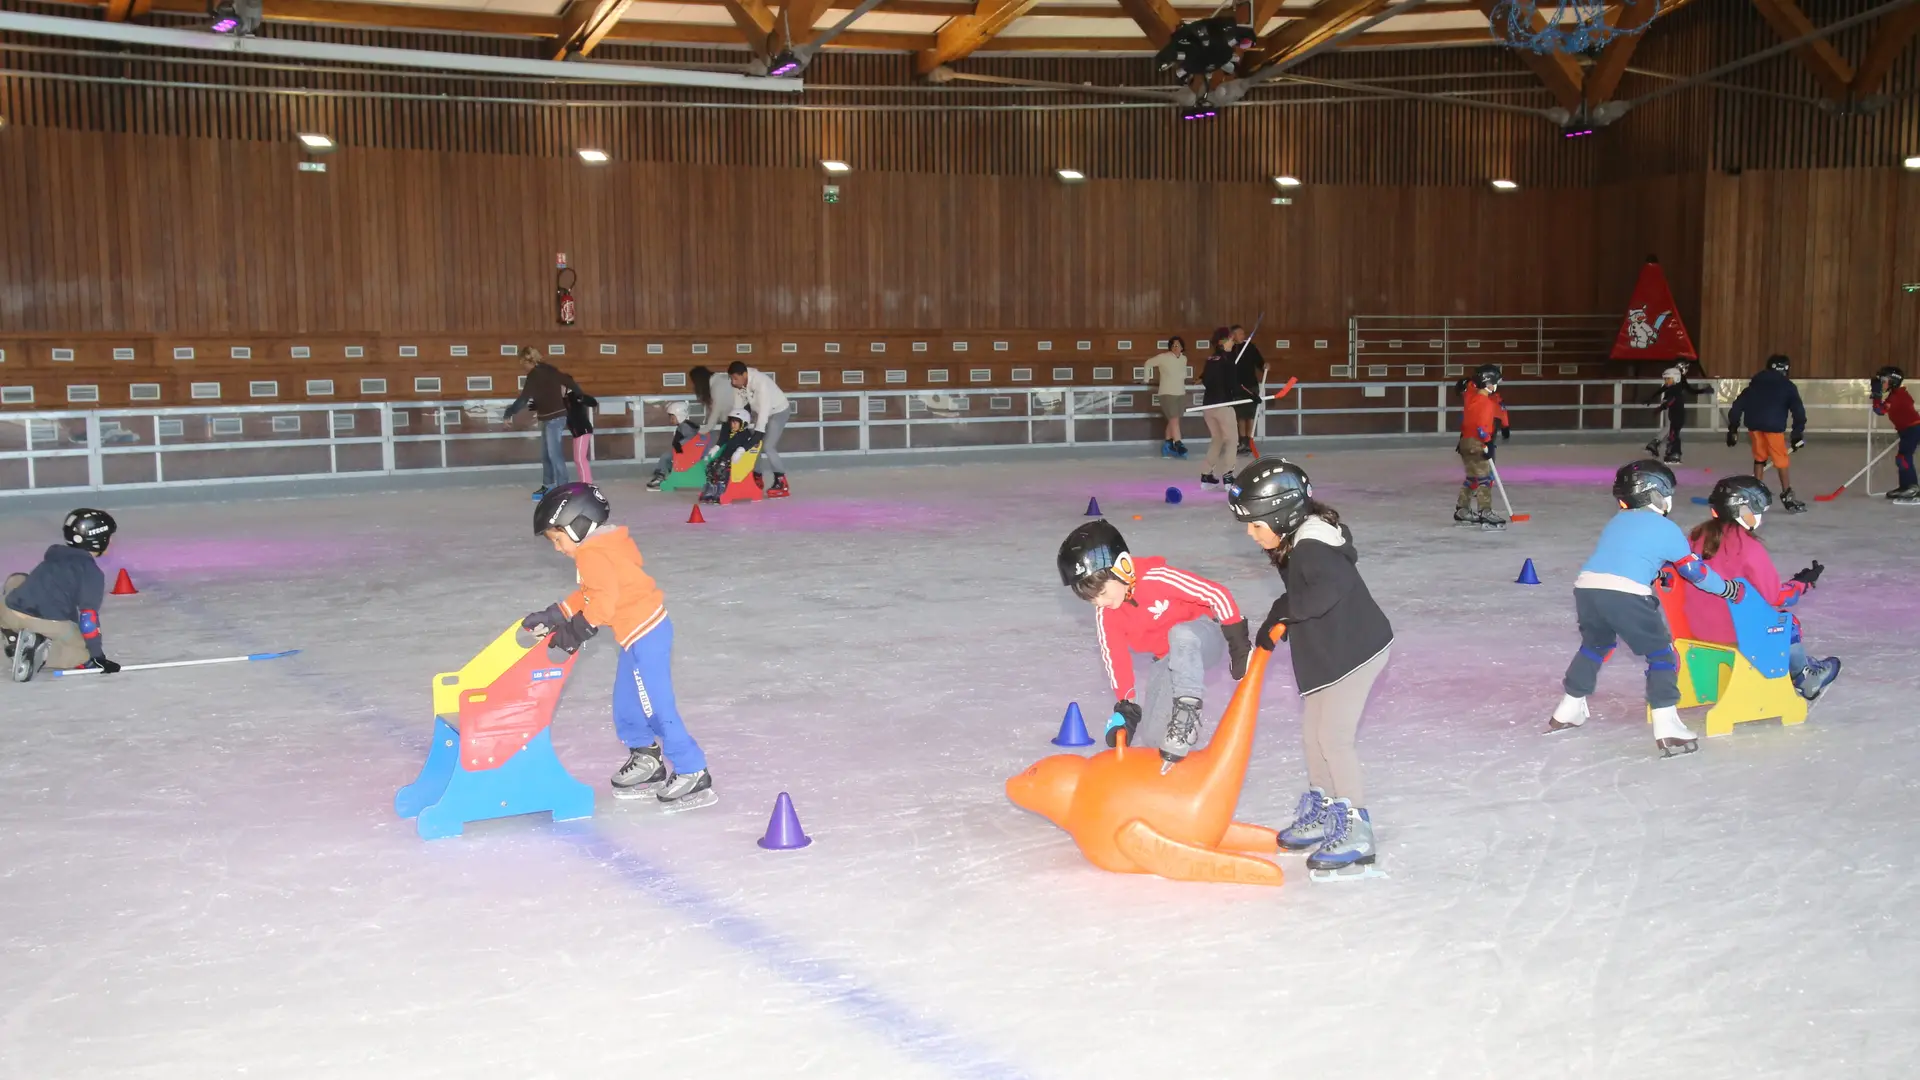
top-left (821, 159), bottom-right (851, 173)
top-left (1056, 168), bottom-right (1085, 182)
top-left (297, 133), bottom-right (334, 151)
top-left (1905, 155), bottom-right (1920, 170)
top-left (1272, 175), bottom-right (1301, 187)
top-left (577, 148), bottom-right (610, 164)
top-left (1490, 178), bottom-right (1519, 190)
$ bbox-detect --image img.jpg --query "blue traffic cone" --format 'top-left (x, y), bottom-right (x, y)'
top-left (1051, 702), bottom-right (1095, 747)
top-left (1085, 497), bottom-right (1102, 516)
top-left (757, 792), bottom-right (813, 850)
top-left (1516, 558), bottom-right (1541, 585)
top-left (1165, 487), bottom-right (1183, 505)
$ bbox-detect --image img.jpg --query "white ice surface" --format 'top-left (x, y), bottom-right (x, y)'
top-left (2, 441), bottom-right (1916, 1080)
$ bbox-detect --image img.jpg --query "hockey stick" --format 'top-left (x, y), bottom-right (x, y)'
top-left (1487, 459), bottom-right (1529, 522)
top-left (1185, 377), bottom-right (1298, 414)
top-left (50, 650), bottom-right (301, 677)
top-left (1814, 441), bottom-right (1900, 501)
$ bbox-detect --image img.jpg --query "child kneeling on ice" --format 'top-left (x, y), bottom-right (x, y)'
top-left (1228, 460), bottom-right (1394, 878)
top-left (4, 508), bottom-right (122, 682)
top-left (523, 484), bottom-right (714, 810)
top-left (1683, 476), bottom-right (1839, 700)
top-left (1056, 520), bottom-right (1251, 768)
top-left (1548, 459), bottom-right (1745, 756)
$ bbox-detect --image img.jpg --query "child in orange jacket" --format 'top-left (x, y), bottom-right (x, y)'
top-left (523, 483), bottom-right (714, 810)
top-left (1453, 363), bottom-right (1511, 528)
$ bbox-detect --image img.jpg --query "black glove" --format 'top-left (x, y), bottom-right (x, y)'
top-left (1483, 442), bottom-right (1496, 462)
top-left (548, 610), bottom-right (598, 654)
top-left (742, 430), bottom-right (765, 452)
top-left (1498, 421), bottom-right (1511, 442)
top-left (522, 603), bottom-right (568, 636)
top-left (1719, 579), bottom-right (1746, 602)
top-left (1791, 561), bottom-right (1824, 588)
top-left (83, 656), bottom-right (121, 674)
top-left (1256, 598), bottom-right (1291, 651)
top-left (1105, 700), bottom-right (1143, 748)
top-left (1790, 437), bottom-right (1806, 453)
top-left (1726, 429), bottom-right (1738, 447)
top-left (1221, 619), bottom-right (1252, 680)
top-left (672, 435), bottom-right (685, 454)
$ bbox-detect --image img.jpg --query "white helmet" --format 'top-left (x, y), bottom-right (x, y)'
top-left (666, 400), bottom-right (690, 424)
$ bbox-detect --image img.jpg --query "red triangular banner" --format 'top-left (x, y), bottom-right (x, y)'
top-left (1611, 258), bottom-right (1697, 361)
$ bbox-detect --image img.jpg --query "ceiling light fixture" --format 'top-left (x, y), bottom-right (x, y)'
top-left (1272, 175), bottom-right (1301, 187)
top-left (1905, 156), bottom-right (1920, 170)
top-left (577, 148), bottom-right (609, 164)
top-left (1056, 168), bottom-right (1085, 182)
top-left (1490, 178), bottom-right (1519, 190)
top-left (821, 159), bottom-right (851, 173)
top-left (297, 133), bottom-right (334, 151)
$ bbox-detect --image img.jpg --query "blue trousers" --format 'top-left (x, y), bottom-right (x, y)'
top-left (613, 618), bottom-right (706, 773)
top-left (1897, 425), bottom-right (1920, 490)
top-left (540, 416), bottom-right (570, 488)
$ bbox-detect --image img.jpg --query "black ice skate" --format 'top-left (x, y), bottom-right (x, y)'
top-left (611, 743), bottom-right (669, 799)
top-left (646, 473), bottom-right (665, 492)
top-left (657, 769), bottom-right (717, 813)
top-left (699, 481), bottom-right (724, 505)
top-left (1780, 489), bottom-right (1809, 514)
top-left (1159, 696), bottom-right (1203, 773)
top-left (1453, 507), bottom-right (1479, 526)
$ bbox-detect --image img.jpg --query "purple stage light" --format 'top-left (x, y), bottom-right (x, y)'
top-left (210, 16), bottom-right (238, 31)
top-left (1562, 127), bottom-right (1594, 139)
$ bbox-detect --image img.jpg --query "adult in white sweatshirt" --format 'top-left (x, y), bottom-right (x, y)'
top-left (727, 362), bottom-right (793, 496)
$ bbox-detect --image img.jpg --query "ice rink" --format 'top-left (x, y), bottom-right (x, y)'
top-left (2, 438), bottom-right (1915, 1080)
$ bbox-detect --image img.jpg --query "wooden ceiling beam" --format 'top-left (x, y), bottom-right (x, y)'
top-left (1852, 2), bottom-right (1920, 95)
top-left (772, 0), bottom-right (838, 51)
top-left (551, 0), bottom-right (637, 59)
top-left (104, 0), bottom-right (136, 22)
top-left (1114, 0), bottom-right (1182, 49)
top-left (718, 0), bottom-right (779, 54)
top-left (1747, 0), bottom-right (1854, 100)
top-left (915, 0), bottom-right (1045, 72)
top-left (1581, 0), bottom-right (1659, 105)
top-left (1474, 0), bottom-right (1583, 111)
top-left (1252, 0), bottom-right (1386, 67)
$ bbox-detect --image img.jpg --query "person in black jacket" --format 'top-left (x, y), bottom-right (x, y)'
top-left (503, 347), bottom-right (589, 498)
top-left (1644, 358), bottom-right (1709, 464)
top-left (1726, 354), bottom-right (1809, 513)
top-left (1229, 458), bottom-right (1394, 880)
top-left (1230, 323), bottom-right (1265, 454)
top-left (1198, 329), bottom-right (1241, 488)
top-left (3, 508), bottom-right (121, 682)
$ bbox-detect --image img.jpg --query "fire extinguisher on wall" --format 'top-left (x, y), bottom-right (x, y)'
top-left (555, 257), bottom-right (577, 327)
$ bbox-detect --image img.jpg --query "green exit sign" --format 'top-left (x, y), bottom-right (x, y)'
top-left (823, 184), bottom-right (840, 204)
top-left (1904, 282), bottom-right (1920, 293)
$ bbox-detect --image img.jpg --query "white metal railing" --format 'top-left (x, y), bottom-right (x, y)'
top-left (1348, 314), bottom-right (1620, 379)
top-left (0, 379), bottom-right (1878, 496)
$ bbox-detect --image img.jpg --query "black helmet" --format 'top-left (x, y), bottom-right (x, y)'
top-left (1228, 458), bottom-right (1313, 535)
top-left (1767, 354), bottom-right (1790, 373)
top-left (1473, 363), bottom-right (1503, 390)
top-left (1708, 475), bottom-right (1771, 523)
top-left (1613, 459), bottom-right (1677, 512)
top-left (63, 508), bottom-right (116, 554)
top-left (1876, 365), bottom-right (1905, 391)
top-left (534, 482), bottom-right (610, 542)
top-left (1057, 520), bottom-right (1133, 588)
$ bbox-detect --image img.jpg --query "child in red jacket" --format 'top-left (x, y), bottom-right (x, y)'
top-left (1453, 363), bottom-right (1511, 529)
top-left (1056, 520), bottom-right (1251, 768)
top-left (1873, 366), bottom-right (1919, 503)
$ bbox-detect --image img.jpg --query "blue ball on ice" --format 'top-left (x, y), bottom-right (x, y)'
top-left (1165, 487), bottom-right (1183, 505)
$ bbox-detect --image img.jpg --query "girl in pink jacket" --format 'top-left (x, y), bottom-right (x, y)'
top-left (1682, 476), bottom-right (1840, 701)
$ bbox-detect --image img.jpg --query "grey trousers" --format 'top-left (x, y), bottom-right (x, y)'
top-left (755, 408), bottom-right (790, 478)
top-left (1301, 645), bottom-right (1389, 805)
top-left (539, 416), bottom-right (570, 488)
top-left (1562, 587), bottom-right (1679, 708)
top-left (1, 573), bottom-right (91, 669)
top-left (1131, 621), bottom-right (1210, 748)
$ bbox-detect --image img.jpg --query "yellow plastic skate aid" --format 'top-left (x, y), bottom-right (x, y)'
top-left (1700, 651), bottom-right (1807, 736)
top-left (729, 448), bottom-right (761, 484)
top-left (432, 622), bottom-right (535, 726)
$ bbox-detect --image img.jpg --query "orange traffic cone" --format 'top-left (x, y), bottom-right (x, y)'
top-left (687, 504), bottom-right (706, 524)
top-left (111, 569), bottom-right (139, 595)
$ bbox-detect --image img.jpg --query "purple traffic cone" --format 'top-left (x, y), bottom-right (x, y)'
top-left (1085, 497), bottom-right (1102, 516)
top-left (1051, 702), bottom-right (1095, 747)
top-left (757, 791), bottom-right (813, 850)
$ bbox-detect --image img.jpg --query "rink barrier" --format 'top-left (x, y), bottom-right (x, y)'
top-left (0, 379), bottom-right (1885, 495)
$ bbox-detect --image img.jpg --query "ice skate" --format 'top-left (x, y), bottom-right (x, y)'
top-left (2, 629), bottom-right (15, 659)
top-left (1160, 440), bottom-right (1177, 458)
top-left (1547, 694), bottom-right (1589, 733)
top-left (1475, 511), bottom-right (1508, 531)
top-left (1306, 800), bottom-right (1381, 881)
top-left (645, 473), bottom-right (665, 492)
top-left (1236, 436), bottom-right (1251, 455)
top-left (1200, 473), bottom-right (1220, 490)
top-left (1276, 787), bottom-right (1331, 851)
top-left (610, 744), bottom-right (669, 799)
top-left (1893, 490), bottom-right (1920, 506)
top-left (657, 769), bottom-right (717, 813)
top-left (1884, 485), bottom-right (1919, 500)
top-left (698, 480), bottom-right (724, 505)
top-left (531, 486), bottom-right (549, 502)
top-left (1662, 453), bottom-right (1683, 465)
top-left (1643, 438), bottom-right (1661, 455)
top-left (1221, 471), bottom-right (1236, 488)
top-left (1158, 695), bottom-right (1203, 773)
top-left (1794, 657), bottom-right (1842, 702)
top-left (768, 473), bottom-right (791, 499)
top-left (10, 631), bottom-right (47, 683)
top-left (1171, 441), bottom-right (1189, 459)
top-left (1651, 706), bottom-right (1698, 757)
top-left (1453, 507), bottom-right (1479, 527)
top-left (1780, 489), bottom-right (1809, 514)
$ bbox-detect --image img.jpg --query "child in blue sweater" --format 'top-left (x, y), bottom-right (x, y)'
top-left (3, 508), bottom-right (121, 682)
top-left (1546, 461), bottom-right (1745, 756)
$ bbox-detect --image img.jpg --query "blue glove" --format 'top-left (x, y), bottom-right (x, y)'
top-left (1105, 701), bottom-right (1142, 748)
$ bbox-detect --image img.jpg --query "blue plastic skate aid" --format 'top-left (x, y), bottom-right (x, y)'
top-left (1725, 580), bottom-right (1793, 680)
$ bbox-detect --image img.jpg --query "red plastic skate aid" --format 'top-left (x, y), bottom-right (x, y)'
top-left (394, 623), bottom-right (594, 840)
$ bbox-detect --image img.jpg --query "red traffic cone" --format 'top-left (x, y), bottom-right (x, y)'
top-left (111, 569), bottom-right (139, 595)
top-left (687, 504), bottom-right (706, 524)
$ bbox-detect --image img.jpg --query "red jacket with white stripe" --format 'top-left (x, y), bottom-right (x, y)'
top-left (1094, 557), bottom-right (1241, 700)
